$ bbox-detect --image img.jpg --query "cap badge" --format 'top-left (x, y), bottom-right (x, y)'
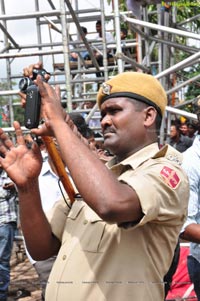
top-left (102, 83), bottom-right (112, 95)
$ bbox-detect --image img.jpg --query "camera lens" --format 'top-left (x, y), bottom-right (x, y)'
top-left (19, 77), bottom-right (31, 92)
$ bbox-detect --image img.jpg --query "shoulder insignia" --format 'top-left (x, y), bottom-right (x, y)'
top-left (102, 83), bottom-right (112, 95)
top-left (160, 166), bottom-right (180, 189)
top-left (166, 154), bottom-right (182, 166)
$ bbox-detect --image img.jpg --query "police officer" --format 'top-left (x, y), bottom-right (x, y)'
top-left (0, 70), bottom-right (189, 301)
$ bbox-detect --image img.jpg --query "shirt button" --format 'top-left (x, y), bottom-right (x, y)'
top-left (62, 255), bottom-right (67, 260)
top-left (83, 220), bottom-right (88, 225)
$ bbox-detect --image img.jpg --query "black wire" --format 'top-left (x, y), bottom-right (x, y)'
top-left (58, 179), bottom-right (72, 209)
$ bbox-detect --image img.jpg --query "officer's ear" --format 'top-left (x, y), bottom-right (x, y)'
top-left (143, 106), bottom-right (157, 127)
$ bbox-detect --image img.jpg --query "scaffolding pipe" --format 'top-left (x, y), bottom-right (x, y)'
top-left (0, 90), bottom-right (19, 96)
top-left (0, 48), bottom-right (64, 58)
top-left (178, 13), bottom-right (200, 26)
top-left (116, 52), bottom-right (149, 72)
top-left (174, 98), bottom-right (196, 109)
top-left (127, 19), bottom-right (198, 54)
top-left (142, 40), bottom-right (156, 66)
top-left (142, 7), bottom-right (150, 68)
top-left (0, 0), bottom-right (14, 126)
top-left (155, 51), bottom-right (200, 80)
top-left (166, 74), bottom-right (200, 95)
top-left (162, 8), bottom-right (170, 76)
top-left (64, 0), bottom-right (100, 71)
top-left (35, 0), bottom-right (43, 62)
top-left (0, 10), bottom-right (61, 21)
top-left (44, 16), bottom-right (62, 33)
top-left (39, 12), bottom-right (103, 25)
top-left (100, 0), bottom-right (109, 81)
top-left (166, 106), bottom-right (197, 121)
top-left (123, 15), bottom-right (200, 41)
top-left (0, 23), bottom-right (19, 48)
top-left (113, 0), bottom-right (123, 73)
top-left (47, 0), bottom-right (57, 10)
top-left (59, 0), bottom-right (72, 111)
top-left (148, 35), bottom-right (198, 54)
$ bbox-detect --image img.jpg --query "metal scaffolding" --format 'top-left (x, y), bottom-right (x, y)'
top-left (0, 0), bottom-right (200, 138)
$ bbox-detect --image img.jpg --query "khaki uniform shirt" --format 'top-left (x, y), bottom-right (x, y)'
top-left (46, 143), bottom-right (189, 301)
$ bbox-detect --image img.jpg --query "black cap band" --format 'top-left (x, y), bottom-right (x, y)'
top-left (101, 92), bottom-right (162, 117)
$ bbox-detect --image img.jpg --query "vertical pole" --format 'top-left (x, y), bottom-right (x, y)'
top-left (100, 0), bottom-right (108, 81)
top-left (59, 0), bottom-right (72, 111)
top-left (157, 4), bottom-right (163, 75)
top-left (113, 0), bottom-right (123, 73)
top-left (157, 3), bottom-right (165, 146)
top-left (0, 0), bottom-right (14, 127)
top-left (35, 0), bottom-right (43, 62)
top-left (143, 6), bottom-right (150, 68)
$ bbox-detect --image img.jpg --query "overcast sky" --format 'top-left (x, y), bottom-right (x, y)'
top-left (0, 0), bottom-right (113, 79)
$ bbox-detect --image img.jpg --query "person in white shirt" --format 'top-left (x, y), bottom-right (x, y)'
top-left (94, 19), bottom-right (114, 44)
top-left (180, 133), bottom-right (200, 300)
top-left (92, 20), bottom-right (115, 78)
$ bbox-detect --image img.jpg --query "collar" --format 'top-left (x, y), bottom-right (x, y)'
top-left (40, 160), bottom-right (70, 178)
top-left (0, 169), bottom-right (7, 178)
top-left (107, 143), bottom-right (162, 174)
top-left (40, 160), bottom-right (57, 177)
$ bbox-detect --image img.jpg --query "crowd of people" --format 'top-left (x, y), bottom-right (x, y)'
top-left (0, 59), bottom-right (200, 301)
top-left (169, 120), bottom-right (197, 152)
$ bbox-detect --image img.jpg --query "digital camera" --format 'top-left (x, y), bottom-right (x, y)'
top-left (19, 69), bottom-right (48, 129)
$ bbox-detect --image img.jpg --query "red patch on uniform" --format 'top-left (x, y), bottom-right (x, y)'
top-left (160, 166), bottom-right (180, 189)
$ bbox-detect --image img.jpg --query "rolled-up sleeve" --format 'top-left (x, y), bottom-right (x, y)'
top-left (118, 162), bottom-right (189, 228)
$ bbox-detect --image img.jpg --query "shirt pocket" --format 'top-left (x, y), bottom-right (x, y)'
top-left (81, 216), bottom-right (107, 253)
top-left (64, 201), bottom-right (107, 253)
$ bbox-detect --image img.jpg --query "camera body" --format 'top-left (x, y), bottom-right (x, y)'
top-left (19, 69), bottom-right (48, 129)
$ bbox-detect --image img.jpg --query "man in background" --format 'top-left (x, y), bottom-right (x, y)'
top-left (92, 20), bottom-right (114, 78)
top-left (169, 123), bottom-right (193, 152)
